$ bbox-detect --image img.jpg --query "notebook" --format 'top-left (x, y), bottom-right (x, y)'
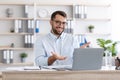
top-left (72, 48), bottom-right (104, 70)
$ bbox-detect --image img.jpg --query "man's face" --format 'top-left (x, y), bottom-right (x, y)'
top-left (50, 14), bottom-right (67, 35)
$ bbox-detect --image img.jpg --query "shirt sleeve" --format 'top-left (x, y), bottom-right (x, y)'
top-left (34, 36), bottom-right (48, 66)
top-left (73, 35), bottom-right (80, 48)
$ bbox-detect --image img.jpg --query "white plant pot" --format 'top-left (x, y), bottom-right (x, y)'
top-left (102, 57), bottom-right (115, 66)
top-left (89, 29), bottom-right (94, 33)
top-left (21, 58), bottom-right (26, 63)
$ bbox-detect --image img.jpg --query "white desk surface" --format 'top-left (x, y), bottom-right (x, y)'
top-left (0, 66), bottom-right (119, 80)
top-left (2, 70), bottom-right (120, 80)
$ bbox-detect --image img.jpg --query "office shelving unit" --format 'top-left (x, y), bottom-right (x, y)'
top-left (0, 3), bottom-right (34, 66)
top-left (0, 2), bottom-right (111, 66)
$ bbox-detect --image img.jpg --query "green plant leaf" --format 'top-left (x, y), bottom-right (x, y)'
top-left (96, 38), bottom-right (117, 56)
top-left (20, 53), bottom-right (28, 58)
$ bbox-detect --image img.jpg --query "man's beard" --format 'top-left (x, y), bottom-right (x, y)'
top-left (52, 27), bottom-right (64, 35)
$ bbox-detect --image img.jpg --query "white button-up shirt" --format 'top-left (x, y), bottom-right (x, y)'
top-left (35, 32), bottom-right (80, 66)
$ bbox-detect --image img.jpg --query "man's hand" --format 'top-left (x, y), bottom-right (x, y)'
top-left (51, 52), bottom-right (67, 60)
top-left (80, 42), bottom-right (90, 48)
top-left (48, 52), bottom-right (67, 65)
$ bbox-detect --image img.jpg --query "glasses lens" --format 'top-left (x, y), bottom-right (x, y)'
top-left (53, 20), bottom-right (67, 25)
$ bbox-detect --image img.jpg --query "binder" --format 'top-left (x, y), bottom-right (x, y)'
top-left (25, 5), bottom-right (28, 17)
top-left (83, 5), bottom-right (87, 19)
top-left (18, 20), bottom-right (23, 33)
top-left (75, 5), bottom-right (79, 18)
top-left (6, 50), bottom-right (10, 64)
top-left (31, 35), bottom-right (34, 48)
top-left (31, 20), bottom-right (34, 33)
top-left (30, 35), bottom-right (32, 48)
top-left (28, 35), bottom-right (31, 48)
top-left (64, 20), bottom-right (73, 34)
top-left (78, 5), bottom-right (82, 18)
top-left (81, 5), bottom-right (84, 19)
top-left (10, 50), bottom-right (13, 63)
top-left (35, 20), bottom-right (39, 33)
top-left (3, 50), bottom-right (7, 63)
top-left (24, 35), bottom-right (28, 48)
top-left (28, 20), bottom-right (31, 33)
top-left (14, 20), bottom-right (19, 33)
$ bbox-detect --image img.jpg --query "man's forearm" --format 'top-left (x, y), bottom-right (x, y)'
top-left (48, 56), bottom-right (57, 65)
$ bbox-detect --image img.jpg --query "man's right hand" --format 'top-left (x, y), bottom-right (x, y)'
top-left (48, 52), bottom-right (67, 65)
top-left (51, 52), bottom-right (67, 60)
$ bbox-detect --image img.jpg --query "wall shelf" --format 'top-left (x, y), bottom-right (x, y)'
top-left (0, 62), bottom-right (34, 67)
top-left (0, 47), bottom-right (33, 50)
top-left (0, 33), bottom-right (33, 35)
top-left (75, 33), bottom-right (111, 36)
top-left (74, 18), bottom-right (111, 21)
top-left (0, 18), bottom-right (34, 20)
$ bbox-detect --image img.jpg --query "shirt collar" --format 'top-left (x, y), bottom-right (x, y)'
top-left (49, 32), bottom-right (66, 40)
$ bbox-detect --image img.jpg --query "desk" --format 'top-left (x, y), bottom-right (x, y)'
top-left (2, 70), bottom-right (120, 80)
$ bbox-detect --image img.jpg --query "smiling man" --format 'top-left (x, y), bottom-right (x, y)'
top-left (35, 11), bottom-right (90, 66)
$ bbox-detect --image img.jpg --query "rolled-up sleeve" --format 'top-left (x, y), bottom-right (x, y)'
top-left (35, 56), bottom-right (48, 66)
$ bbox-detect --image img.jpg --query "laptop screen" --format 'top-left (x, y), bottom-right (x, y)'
top-left (72, 48), bottom-right (104, 70)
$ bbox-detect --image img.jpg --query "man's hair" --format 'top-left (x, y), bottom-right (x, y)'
top-left (51, 11), bottom-right (67, 20)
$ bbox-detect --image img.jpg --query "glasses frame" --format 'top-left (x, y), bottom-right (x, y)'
top-left (52, 20), bottom-right (68, 26)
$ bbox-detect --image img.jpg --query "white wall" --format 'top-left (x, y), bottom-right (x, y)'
top-left (0, 0), bottom-right (113, 63)
top-left (111, 0), bottom-right (120, 41)
top-left (111, 0), bottom-right (120, 53)
top-left (0, 0), bottom-right (111, 4)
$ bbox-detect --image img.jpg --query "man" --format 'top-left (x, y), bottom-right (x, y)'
top-left (35, 11), bottom-right (90, 66)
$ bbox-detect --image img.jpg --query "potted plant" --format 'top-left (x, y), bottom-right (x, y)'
top-left (97, 38), bottom-right (117, 66)
top-left (20, 52), bottom-right (28, 63)
top-left (88, 25), bottom-right (94, 33)
top-left (96, 38), bottom-right (117, 56)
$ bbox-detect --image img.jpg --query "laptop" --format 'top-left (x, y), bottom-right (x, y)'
top-left (72, 48), bottom-right (104, 70)
top-left (41, 48), bottom-right (103, 71)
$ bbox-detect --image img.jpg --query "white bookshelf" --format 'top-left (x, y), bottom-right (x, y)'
top-left (0, 2), bottom-right (111, 66)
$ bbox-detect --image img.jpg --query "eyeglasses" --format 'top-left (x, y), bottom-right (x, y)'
top-left (53, 20), bottom-right (67, 26)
